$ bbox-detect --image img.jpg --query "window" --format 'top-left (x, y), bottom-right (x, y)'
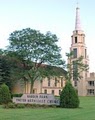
top-left (85, 49), bottom-right (87, 58)
top-left (85, 72), bottom-right (87, 78)
top-left (83, 37), bottom-right (85, 42)
top-left (33, 89), bottom-right (35, 94)
top-left (73, 48), bottom-right (77, 58)
top-left (59, 90), bottom-right (61, 95)
top-left (75, 37), bottom-right (77, 43)
top-left (33, 89), bottom-right (37, 93)
top-left (88, 81), bottom-right (94, 86)
top-left (51, 90), bottom-right (54, 94)
top-left (73, 61), bottom-right (78, 81)
top-left (61, 78), bottom-right (63, 87)
top-left (44, 89), bottom-right (47, 94)
top-left (55, 77), bottom-right (57, 87)
top-left (48, 77), bottom-right (50, 86)
top-left (87, 89), bottom-right (94, 95)
top-left (74, 81), bottom-right (77, 87)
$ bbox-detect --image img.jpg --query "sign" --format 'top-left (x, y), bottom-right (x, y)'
top-left (13, 94), bottom-right (60, 106)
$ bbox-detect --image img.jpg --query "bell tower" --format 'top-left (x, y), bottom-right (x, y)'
top-left (70, 5), bottom-right (89, 96)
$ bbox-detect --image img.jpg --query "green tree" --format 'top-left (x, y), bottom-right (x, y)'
top-left (60, 52), bottom-right (89, 108)
top-left (0, 50), bottom-right (25, 90)
top-left (0, 49), bottom-right (4, 55)
top-left (0, 84), bottom-right (11, 104)
top-left (65, 52), bottom-right (89, 81)
top-left (7, 28), bottom-right (65, 93)
top-left (60, 81), bottom-right (79, 108)
top-left (0, 55), bottom-right (11, 89)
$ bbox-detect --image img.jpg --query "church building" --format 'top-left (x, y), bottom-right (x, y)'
top-left (12, 5), bottom-right (95, 96)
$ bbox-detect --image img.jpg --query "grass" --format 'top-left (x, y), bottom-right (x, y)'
top-left (0, 97), bottom-right (95, 120)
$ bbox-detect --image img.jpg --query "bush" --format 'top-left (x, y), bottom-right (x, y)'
top-left (25, 104), bottom-right (33, 108)
top-left (0, 88), bottom-right (2, 104)
top-left (11, 93), bottom-right (23, 98)
top-left (16, 104), bottom-right (25, 108)
top-left (60, 81), bottom-right (79, 108)
top-left (0, 84), bottom-right (11, 104)
top-left (7, 102), bottom-right (16, 108)
top-left (25, 104), bottom-right (56, 108)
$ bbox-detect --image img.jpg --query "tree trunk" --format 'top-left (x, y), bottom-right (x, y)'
top-left (30, 80), bottom-right (34, 93)
top-left (25, 81), bottom-right (27, 93)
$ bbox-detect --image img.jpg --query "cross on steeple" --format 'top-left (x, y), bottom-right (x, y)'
top-left (77, 0), bottom-right (79, 8)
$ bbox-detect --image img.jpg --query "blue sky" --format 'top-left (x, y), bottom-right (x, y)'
top-left (0, 0), bottom-right (95, 72)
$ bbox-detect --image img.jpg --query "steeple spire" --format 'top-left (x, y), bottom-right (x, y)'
top-left (75, 3), bottom-right (82, 30)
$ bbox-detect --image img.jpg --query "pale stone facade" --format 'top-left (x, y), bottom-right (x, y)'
top-left (70, 29), bottom-right (89, 96)
top-left (12, 77), bottom-right (66, 96)
top-left (86, 73), bottom-right (95, 96)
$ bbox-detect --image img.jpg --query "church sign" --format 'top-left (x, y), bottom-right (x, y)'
top-left (13, 94), bottom-right (60, 106)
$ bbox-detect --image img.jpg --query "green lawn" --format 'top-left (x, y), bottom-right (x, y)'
top-left (0, 97), bottom-right (95, 120)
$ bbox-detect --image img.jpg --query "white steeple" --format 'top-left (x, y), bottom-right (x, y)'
top-left (75, 5), bottom-right (82, 30)
top-left (70, 3), bottom-right (89, 96)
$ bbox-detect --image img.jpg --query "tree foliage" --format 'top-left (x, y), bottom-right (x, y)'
top-left (7, 28), bottom-right (65, 93)
top-left (60, 81), bottom-right (79, 108)
top-left (0, 49), bottom-right (4, 55)
top-left (0, 84), bottom-right (11, 104)
top-left (65, 52), bottom-right (89, 81)
top-left (0, 55), bottom-right (11, 89)
top-left (60, 52), bottom-right (88, 108)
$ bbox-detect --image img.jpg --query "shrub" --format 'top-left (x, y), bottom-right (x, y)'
top-left (0, 84), bottom-right (11, 104)
top-left (11, 93), bottom-right (23, 98)
top-left (16, 104), bottom-right (25, 108)
top-left (0, 88), bottom-right (2, 104)
top-left (25, 104), bottom-right (32, 108)
top-left (7, 102), bottom-right (16, 108)
top-left (30, 104), bottom-right (40, 108)
top-left (60, 81), bottom-right (79, 108)
top-left (25, 104), bottom-right (56, 108)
